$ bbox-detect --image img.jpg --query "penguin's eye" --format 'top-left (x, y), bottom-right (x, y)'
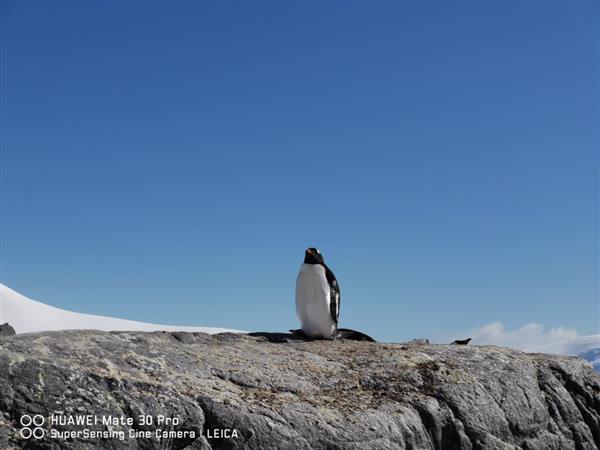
top-left (315, 248), bottom-right (320, 254)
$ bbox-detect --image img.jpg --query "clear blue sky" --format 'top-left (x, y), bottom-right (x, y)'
top-left (1, 2), bottom-right (597, 342)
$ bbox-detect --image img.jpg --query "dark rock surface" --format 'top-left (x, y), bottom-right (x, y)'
top-left (0, 330), bottom-right (598, 449)
top-left (0, 323), bottom-right (15, 337)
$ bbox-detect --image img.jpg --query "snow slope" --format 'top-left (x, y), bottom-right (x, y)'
top-left (526, 335), bottom-right (600, 372)
top-left (0, 284), bottom-right (244, 335)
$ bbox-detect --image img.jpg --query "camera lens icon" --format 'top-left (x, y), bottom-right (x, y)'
top-left (20, 415), bottom-right (33, 426)
top-left (19, 415), bottom-right (45, 439)
top-left (32, 415), bottom-right (45, 426)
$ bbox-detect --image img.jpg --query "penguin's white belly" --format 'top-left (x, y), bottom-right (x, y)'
top-left (295, 264), bottom-right (336, 338)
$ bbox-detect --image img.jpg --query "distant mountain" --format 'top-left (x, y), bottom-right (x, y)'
top-left (0, 284), bottom-right (243, 335)
top-left (526, 335), bottom-right (600, 372)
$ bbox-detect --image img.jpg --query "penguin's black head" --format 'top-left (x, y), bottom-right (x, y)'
top-left (304, 247), bottom-right (324, 265)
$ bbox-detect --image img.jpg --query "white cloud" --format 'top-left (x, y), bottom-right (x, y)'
top-left (467, 321), bottom-right (578, 351)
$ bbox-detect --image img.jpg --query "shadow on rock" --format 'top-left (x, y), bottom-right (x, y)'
top-left (249, 328), bottom-right (376, 343)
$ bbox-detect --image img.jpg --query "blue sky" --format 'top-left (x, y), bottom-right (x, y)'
top-left (1, 2), bottom-right (597, 343)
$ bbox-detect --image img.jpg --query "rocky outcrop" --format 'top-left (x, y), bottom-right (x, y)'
top-left (0, 323), bottom-right (15, 337)
top-left (0, 330), bottom-right (598, 449)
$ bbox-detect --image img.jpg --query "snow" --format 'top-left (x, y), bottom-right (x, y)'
top-left (525, 335), bottom-right (600, 372)
top-left (0, 284), bottom-right (244, 335)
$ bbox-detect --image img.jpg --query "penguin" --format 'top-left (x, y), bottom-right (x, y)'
top-left (295, 247), bottom-right (340, 339)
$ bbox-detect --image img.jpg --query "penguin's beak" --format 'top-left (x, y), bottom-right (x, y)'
top-left (305, 248), bottom-right (313, 255)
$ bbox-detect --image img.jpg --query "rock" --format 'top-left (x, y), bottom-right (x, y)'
top-left (0, 330), bottom-right (598, 449)
top-left (0, 323), bottom-right (15, 337)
